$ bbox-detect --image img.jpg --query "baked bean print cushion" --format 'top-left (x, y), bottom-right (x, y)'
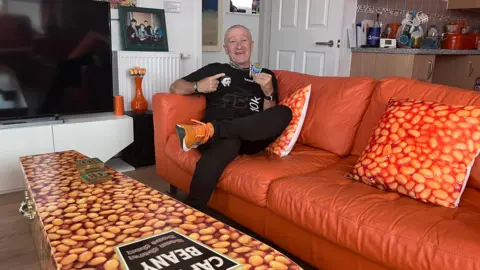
top-left (267, 84), bottom-right (311, 157)
top-left (348, 98), bottom-right (480, 208)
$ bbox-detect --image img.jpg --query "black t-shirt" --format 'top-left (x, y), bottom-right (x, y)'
top-left (182, 63), bottom-right (278, 122)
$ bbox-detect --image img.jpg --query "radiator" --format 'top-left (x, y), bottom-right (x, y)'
top-left (113, 51), bottom-right (181, 111)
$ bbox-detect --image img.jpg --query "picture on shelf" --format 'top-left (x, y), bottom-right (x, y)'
top-left (119, 6), bottom-right (169, 52)
top-left (95, 0), bottom-right (137, 9)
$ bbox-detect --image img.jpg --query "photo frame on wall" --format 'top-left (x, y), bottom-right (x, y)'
top-left (109, 0), bottom-right (137, 8)
top-left (202, 0), bottom-right (223, 52)
top-left (94, 0), bottom-right (142, 9)
top-left (119, 6), bottom-right (169, 52)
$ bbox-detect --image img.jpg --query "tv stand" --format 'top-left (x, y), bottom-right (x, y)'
top-left (0, 116), bottom-right (64, 129)
top-left (0, 112), bottom-right (133, 194)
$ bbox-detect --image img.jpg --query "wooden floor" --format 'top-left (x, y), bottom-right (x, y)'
top-left (0, 165), bottom-right (315, 270)
top-left (0, 191), bottom-right (43, 269)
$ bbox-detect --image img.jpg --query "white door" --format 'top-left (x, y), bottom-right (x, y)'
top-left (268, 0), bottom-right (345, 76)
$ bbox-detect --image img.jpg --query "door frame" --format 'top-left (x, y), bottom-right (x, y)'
top-left (258, 0), bottom-right (358, 77)
top-left (258, 0), bottom-right (272, 69)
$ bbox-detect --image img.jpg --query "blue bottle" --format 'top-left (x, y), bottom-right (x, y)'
top-left (367, 27), bottom-right (381, 47)
top-left (367, 13), bottom-right (382, 47)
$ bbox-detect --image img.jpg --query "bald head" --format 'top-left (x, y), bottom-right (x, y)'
top-left (224, 25), bottom-right (252, 45)
top-left (223, 24), bottom-right (254, 68)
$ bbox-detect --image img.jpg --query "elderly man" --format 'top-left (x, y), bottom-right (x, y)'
top-left (169, 25), bottom-right (292, 210)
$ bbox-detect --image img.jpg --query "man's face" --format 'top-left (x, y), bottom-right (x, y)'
top-left (131, 22), bottom-right (136, 27)
top-left (223, 27), bottom-right (253, 68)
top-left (144, 21), bottom-right (149, 26)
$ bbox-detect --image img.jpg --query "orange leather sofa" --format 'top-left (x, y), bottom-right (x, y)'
top-left (152, 71), bottom-right (480, 270)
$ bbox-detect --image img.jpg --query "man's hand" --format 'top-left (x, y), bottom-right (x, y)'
top-left (253, 73), bottom-right (274, 96)
top-left (197, 73), bottom-right (226, 93)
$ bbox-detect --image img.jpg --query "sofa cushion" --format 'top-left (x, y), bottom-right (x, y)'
top-left (267, 156), bottom-right (480, 270)
top-left (349, 97), bottom-right (480, 208)
top-left (165, 134), bottom-right (340, 206)
top-left (219, 144), bottom-right (341, 207)
top-left (273, 70), bottom-right (377, 156)
top-left (352, 77), bottom-right (480, 191)
top-left (267, 84), bottom-right (311, 157)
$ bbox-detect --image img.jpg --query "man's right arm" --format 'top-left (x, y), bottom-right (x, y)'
top-left (169, 73), bottom-right (226, 95)
top-left (169, 79), bottom-right (197, 95)
top-left (169, 64), bottom-right (213, 95)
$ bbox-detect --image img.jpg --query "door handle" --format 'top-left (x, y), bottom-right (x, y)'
top-left (426, 61), bottom-right (434, 80)
top-left (468, 60), bottom-right (474, 78)
top-left (316, 40), bottom-right (334, 47)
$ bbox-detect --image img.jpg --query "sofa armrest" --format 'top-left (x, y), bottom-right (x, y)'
top-left (152, 93), bottom-right (206, 172)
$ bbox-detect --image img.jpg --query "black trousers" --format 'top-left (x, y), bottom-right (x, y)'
top-left (185, 105), bottom-right (293, 210)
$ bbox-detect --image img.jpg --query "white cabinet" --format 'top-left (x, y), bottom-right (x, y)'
top-left (0, 113), bottom-right (133, 194)
top-left (0, 125), bottom-right (54, 193)
top-left (52, 113), bottom-right (133, 162)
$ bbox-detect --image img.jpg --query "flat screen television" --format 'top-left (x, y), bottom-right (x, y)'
top-left (0, 0), bottom-right (113, 122)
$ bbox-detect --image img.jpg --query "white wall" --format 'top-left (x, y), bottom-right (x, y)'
top-left (111, 0), bottom-right (202, 77)
top-left (202, 0), bottom-right (260, 66)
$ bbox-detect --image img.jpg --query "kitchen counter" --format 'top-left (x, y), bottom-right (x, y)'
top-left (352, 47), bottom-right (480, 55)
top-left (351, 47), bottom-right (480, 90)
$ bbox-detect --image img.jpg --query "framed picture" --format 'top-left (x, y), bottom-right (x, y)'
top-left (119, 6), bottom-right (169, 52)
top-left (94, 0), bottom-right (142, 9)
top-left (202, 0), bottom-right (223, 52)
top-left (109, 0), bottom-right (137, 9)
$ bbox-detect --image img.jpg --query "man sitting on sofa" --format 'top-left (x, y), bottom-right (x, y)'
top-left (168, 25), bottom-right (292, 210)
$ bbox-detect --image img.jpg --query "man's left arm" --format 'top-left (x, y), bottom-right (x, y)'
top-left (253, 71), bottom-right (278, 110)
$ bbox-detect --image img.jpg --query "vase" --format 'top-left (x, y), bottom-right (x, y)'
top-left (131, 76), bottom-right (148, 114)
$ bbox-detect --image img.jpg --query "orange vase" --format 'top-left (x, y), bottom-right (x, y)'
top-left (131, 76), bottom-right (148, 114)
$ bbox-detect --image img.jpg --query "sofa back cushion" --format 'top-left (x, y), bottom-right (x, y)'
top-left (273, 70), bottom-right (377, 156)
top-left (352, 77), bottom-right (480, 190)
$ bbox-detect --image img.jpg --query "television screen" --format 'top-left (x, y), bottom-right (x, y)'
top-left (0, 0), bottom-right (113, 121)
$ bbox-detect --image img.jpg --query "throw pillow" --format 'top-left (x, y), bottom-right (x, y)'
top-left (347, 98), bottom-right (480, 208)
top-left (266, 84), bottom-right (312, 157)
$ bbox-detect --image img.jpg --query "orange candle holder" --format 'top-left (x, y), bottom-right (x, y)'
top-left (114, 95), bottom-right (124, 116)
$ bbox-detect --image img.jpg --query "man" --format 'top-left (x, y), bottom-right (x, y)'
top-left (126, 19), bottom-right (138, 45)
top-left (144, 20), bottom-right (152, 36)
top-left (169, 25), bottom-right (292, 210)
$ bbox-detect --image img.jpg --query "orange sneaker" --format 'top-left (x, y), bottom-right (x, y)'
top-left (175, 119), bottom-right (215, 151)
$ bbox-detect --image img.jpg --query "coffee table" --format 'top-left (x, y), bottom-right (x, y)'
top-left (19, 150), bottom-right (302, 270)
